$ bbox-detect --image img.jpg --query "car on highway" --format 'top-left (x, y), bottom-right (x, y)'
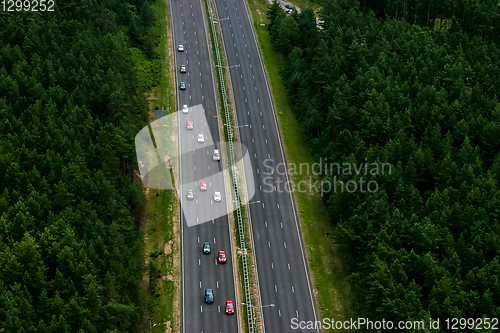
top-left (213, 149), bottom-right (220, 161)
top-left (286, 9), bottom-right (292, 14)
top-left (186, 120), bottom-right (193, 130)
top-left (200, 181), bottom-right (207, 191)
top-left (203, 242), bottom-right (211, 254)
top-left (178, 44), bottom-right (184, 52)
top-left (225, 301), bottom-right (234, 314)
top-left (214, 192), bottom-right (221, 202)
top-left (285, 4), bottom-right (293, 8)
top-left (205, 289), bottom-right (214, 303)
top-left (180, 65), bottom-right (186, 73)
top-left (186, 190), bottom-right (194, 200)
top-left (218, 251), bottom-right (226, 263)
top-left (182, 104), bottom-right (188, 113)
top-left (198, 134), bottom-right (205, 143)
top-left (180, 82), bottom-right (186, 90)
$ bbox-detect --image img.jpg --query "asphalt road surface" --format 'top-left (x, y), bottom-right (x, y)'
top-left (170, 0), bottom-right (240, 331)
top-left (212, 0), bottom-right (320, 332)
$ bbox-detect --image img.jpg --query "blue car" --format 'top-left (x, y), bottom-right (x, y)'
top-left (285, 4), bottom-right (293, 9)
top-left (203, 242), bottom-right (211, 254)
top-left (180, 82), bottom-right (186, 90)
top-left (205, 289), bottom-right (214, 303)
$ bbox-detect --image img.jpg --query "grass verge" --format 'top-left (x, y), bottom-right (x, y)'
top-left (140, 188), bottom-right (176, 333)
top-left (244, 0), bottom-right (354, 328)
top-left (138, 0), bottom-right (179, 332)
top-left (148, 0), bottom-right (176, 113)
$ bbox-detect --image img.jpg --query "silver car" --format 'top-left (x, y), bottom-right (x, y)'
top-left (187, 190), bottom-right (194, 200)
top-left (214, 192), bottom-right (221, 202)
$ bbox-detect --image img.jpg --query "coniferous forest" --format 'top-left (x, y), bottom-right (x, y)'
top-left (0, 0), bottom-right (160, 331)
top-left (269, 0), bottom-right (500, 328)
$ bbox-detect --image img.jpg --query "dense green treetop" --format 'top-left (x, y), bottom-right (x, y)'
top-left (269, 0), bottom-right (500, 328)
top-left (0, 1), bottom-right (161, 331)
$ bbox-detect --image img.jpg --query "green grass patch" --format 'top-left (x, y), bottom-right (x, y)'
top-left (140, 0), bottom-right (178, 332)
top-left (146, 0), bottom-right (175, 112)
top-left (143, 188), bottom-right (176, 333)
top-left (292, 0), bottom-right (321, 14)
top-left (245, 0), bottom-right (354, 327)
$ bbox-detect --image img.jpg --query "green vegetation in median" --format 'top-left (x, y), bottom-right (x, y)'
top-left (204, 0), bottom-right (237, 143)
top-left (206, 0), bottom-right (260, 331)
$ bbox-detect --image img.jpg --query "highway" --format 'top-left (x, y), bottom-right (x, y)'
top-left (212, 0), bottom-right (321, 332)
top-left (170, 0), bottom-right (239, 331)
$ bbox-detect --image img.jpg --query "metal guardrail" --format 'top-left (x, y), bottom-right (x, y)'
top-left (205, 1), bottom-right (254, 332)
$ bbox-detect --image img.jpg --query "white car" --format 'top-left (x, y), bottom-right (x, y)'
top-left (214, 192), bottom-right (221, 202)
top-left (178, 44), bottom-right (184, 52)
top-left (182, 104), bottom-right (188, 113)
top-left (198, 134), bottom-right (205, 143)
top-left (213, 149), bottom-right (220, 161)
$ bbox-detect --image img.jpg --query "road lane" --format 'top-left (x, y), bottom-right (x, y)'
top-left (170, 0), bottom-right (239, 332)
top-left (212, 0), bottom-right (320, 331)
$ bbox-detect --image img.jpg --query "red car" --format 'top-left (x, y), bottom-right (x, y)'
top-left (225, 301), bottom-right (234, 314)
top-left (200, 181), bottom-right (207, 191)
top-left (218, 250), bottom-right (226, 263)
top-left (186, 120), bottom-right (193, 130)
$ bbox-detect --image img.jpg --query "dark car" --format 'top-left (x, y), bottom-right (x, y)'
top-left (205, 289), bottom-right (214, 303)
top-left (203, 242), bottom-right (211, 254)
top-left (285, 4), bottom-right (293, 9)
